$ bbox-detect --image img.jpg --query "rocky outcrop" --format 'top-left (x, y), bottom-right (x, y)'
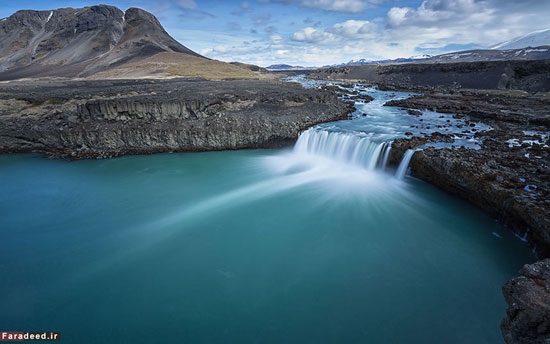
top-left (501, 259), bottom-right (550, 344)
top-left (385, 89), bottom-right (550, 258)
top-left (0, 78), bottom-right (353, 158)
top-left (384, 91), bottom-right (550, 126)
top-left (309, 60), bottom-right (550, 93)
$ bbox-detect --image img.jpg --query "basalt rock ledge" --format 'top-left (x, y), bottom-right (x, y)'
top-left (0, 78), bottom-right (353, 158)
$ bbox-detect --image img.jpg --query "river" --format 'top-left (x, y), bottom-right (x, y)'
top-left (0, 76), bottom-right (534, 343)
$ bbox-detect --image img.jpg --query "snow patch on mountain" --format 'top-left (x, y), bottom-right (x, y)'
top-left (493, 28), bottom-right (550, 50)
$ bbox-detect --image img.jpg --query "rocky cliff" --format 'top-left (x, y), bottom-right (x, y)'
top-left (0, 78), bottom-right (352, 158)
top-left (501, 259), bottom-right (550, 344)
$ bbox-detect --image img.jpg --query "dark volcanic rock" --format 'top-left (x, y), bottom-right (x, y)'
top-left (385, 91), bottom-right (550, 126)
top-left (501, 259), bottom-right (550, 344)
top-left (407, 109), bottom-right (422, 116)
top-left (0, 78), bottom-right (352, 158)
top-left (385, 89), bottom-right (550, 257)
top-left (309, 60), bottom-right (550, 93)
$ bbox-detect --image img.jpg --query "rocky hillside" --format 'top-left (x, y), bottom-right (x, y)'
top-left (0, 78), bottom-right (353, 158)
top-left (309, 59), bottom-right (550, 92)
top-left (0, 5), bottom-right (255, 80)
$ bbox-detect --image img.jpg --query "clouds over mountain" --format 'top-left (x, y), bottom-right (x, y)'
top-left (282, 0), bottom-right (550, 65)
top-left (127, 0), bottom-right (550, 67)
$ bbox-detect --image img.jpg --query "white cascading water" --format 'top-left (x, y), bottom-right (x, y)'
top-left (395, 149), bottom-right (416, 180)
top-left (294, 129), bottom-right (391, 171)
top-left (380, 142), bottom-right (392, 170)
top-left (293, 129), bottom-right (414, 179)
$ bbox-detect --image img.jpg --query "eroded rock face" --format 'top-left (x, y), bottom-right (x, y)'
top-left (501, 259), bottom-right (550, 344)
top-left (0, 78), bottom-right (352, 158)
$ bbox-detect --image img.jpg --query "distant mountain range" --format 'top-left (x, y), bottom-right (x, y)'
top-left (268, 45), bottom-right (550, 70)
top-left (268, 27), bottom-right (550, 70)
top-left (265, 64), bottom-right (316, 71)
top-left (0, 5), bottom-right (255, 80)
top-left (322, 55), bottom-right (432, 68)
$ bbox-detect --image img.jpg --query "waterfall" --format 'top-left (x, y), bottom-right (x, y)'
top-left (294, 129), bottom-right (388, 170)
top-left (293, 129), bottom-right (416, 179)
top-left (395, 149), bottom-right (416, 180)
top-left (380, 142), bottom-right (392, 169)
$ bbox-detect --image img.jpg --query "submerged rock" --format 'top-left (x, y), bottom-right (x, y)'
top-left (501, 259), bottom-right (550, 344)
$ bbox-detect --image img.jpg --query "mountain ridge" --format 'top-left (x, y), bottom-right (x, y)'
top-left (0, 5), bottom-right (256, 80)
top-left (268, 46), bottom-right (550, 70)
top-left (492, 28), bottom-right (550, 50)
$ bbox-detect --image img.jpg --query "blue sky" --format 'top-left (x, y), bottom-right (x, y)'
top-left (1, 0), bottom-right (549, 66)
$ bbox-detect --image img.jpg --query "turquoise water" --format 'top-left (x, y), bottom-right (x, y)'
top-left (0, 149), bottom-right (533, 343)
top-left (0, 77), bottom-right (535, 342)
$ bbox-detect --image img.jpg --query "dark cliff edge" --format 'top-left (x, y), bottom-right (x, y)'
top-left (0, 78), bottom-right (353, 159)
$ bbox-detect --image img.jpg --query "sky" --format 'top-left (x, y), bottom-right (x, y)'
top-left (1, 0), bottom-right (550, 67)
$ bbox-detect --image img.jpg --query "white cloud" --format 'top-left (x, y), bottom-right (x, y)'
top-left (385, 0), bottom-right (489, 28)
top-left (291, 27), bottom-right (341, 44)
top-left (386, 7), bottom-right (409, 27)
top-left (330, 20), bottom-right (378, 39)
top-left (291, 19), bottom-right (378, 44)
top-left (177, 0), bottom-right (197, 10)
top-left (269, 34), bottom-right (283, 44)
top-left (259, 0), bottom-right (370, 13)
top-left (198, 0), bottom-right (550, 67)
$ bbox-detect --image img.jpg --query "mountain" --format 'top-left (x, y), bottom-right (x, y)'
top-left (0, 5), bottom-right (255, 80)
top-left (265, 64), bottom-right (315, 70)
top-left (324, 55), bottom-right (432, 68)
top-left (321, 46), bottom-right (550, 69)
top-left (421, 47), bottom-right (550, 63)
top-left (493, 28), bottom-right (550, 50)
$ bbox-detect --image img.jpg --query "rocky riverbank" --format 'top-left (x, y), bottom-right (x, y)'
top-left (0, 78), bottom-right (353, 159)
top-left (380, 88), bottom-right (549, 344)
top-left (308, 59), bottom-right (550, 93)
top-left (385, 89), bottom-right (549, 258)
